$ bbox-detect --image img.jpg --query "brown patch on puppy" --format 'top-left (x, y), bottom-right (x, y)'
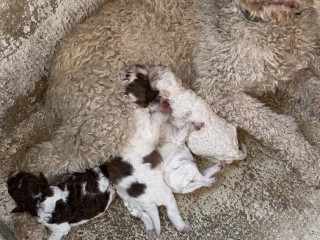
top-left (143, 150), bottom-right (162, 169)
top-left (125, 73), bottom-right (159, 108)
top-left (127, 182), bottom-right (146, 198)
top-left (235, 0), bottom-right (313, 24)
top-left (105, 157), bottom-right (133, 184)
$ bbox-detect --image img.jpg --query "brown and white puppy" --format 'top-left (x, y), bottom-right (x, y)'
top-left (106, 96), bottom-right (191, 238)
top-left (7, 169), bottom-right (115, 240)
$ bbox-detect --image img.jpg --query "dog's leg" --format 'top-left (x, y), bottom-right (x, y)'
top-left (46, 223), bottom-right (71, 240)
top-left (164, 193), bottom-right (192, 233)
top-left (212, 91), bottom-right (320, 187)
top-left (180, 180), bottom-right (214, 194)
top-left (140, 212), bottom-right (157, 239)
top-left (131, 209), bottom-right (157, 239)
top-left (201, 161), bottom-right (226, 178)
top-left (144, 206), bottom-right (161, 237)
top-left (279, 69), bottom-right (320, 121)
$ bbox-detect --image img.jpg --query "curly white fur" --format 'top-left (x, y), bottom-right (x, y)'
top-left (159, 121), bottom-right (225, 194)
top-left (149, 66), bottom-right (247, 163)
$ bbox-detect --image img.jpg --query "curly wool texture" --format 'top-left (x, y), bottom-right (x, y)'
top-left (20, 0), bottom-right (197, 177)
top-left (12, 212), bottom-right (49, 240)
top-left (21, 0), bottom-right (320, 186)
top-left (150, 66), bottom-right (246, 162)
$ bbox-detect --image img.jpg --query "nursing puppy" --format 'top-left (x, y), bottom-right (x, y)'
top-left (126, 65), bottom-right (226, 194)
top-left (109, 103), bottom-right (191, 238)
top-left (116, 70), bottom-right (191, 238)
top-left (159, 121), bottom-right (226, 194)
top-left (7, 169), bottom-right (115, 240)
top-left (148, 65), bottom-right (247, 163)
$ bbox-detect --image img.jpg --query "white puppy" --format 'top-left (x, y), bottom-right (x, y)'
top-left (149, 65), bottom-right (247, 164)
top-left (159, 121), bottom-right (225, 194)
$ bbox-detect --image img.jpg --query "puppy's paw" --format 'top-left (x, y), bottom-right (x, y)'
top-left (218, 160), bottom-right (226, 169)
top-left (146, 229), bottom-right (158, 239)
top-left (191, 122), bottom-right (205, 131)
top-left (209, 177), bottom-right (217, 185)
top-left (180, 225), bottom-right (192, 234)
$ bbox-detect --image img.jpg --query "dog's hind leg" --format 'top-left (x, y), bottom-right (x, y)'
top-left (179, 179), bottom-right (214, 194)
top-left (201, 161), bottom-right (225, 178)
top-left (130, 209), bottom-right (157, 239)
top-left (163, 193), bottom-right (192, 233)
top-left (144, 206), bottom-right (161, 237)
top-left (19, 120), bottom-right (96, 180)
top-left (279, 69), bottom-right (320, 121)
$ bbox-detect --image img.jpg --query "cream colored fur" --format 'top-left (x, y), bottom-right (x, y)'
top-left (20, 0), bottom-right (320, 187)
top-left (149, 65), bottom-right (247, 163)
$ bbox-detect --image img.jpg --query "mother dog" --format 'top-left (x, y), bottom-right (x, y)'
top-left (21, 0), bottom-right (320, 186)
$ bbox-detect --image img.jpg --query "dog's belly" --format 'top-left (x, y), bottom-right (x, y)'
top-left (48, 0), bottom-right (198, 124)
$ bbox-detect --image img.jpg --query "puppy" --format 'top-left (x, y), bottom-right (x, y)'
top-left (7, 168), bottom-right (115, 240)
top-left (115, 69), bottom-right (191, 238)
top-left (159, 121), bottom-right (225, 194)
top-left (125, 65), bottom-right (225, 194)
top-left (148, 65), bottom-right (247, 163)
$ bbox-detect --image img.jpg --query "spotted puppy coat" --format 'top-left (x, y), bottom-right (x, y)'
top-left (111, 69), bottom-right (191, 238)
top-left (7, 169), bottom-right (115, 240)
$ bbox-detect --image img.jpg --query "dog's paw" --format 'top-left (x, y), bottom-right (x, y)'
top-left (187, 122), bottom-right (205, 133)
top-left (219, 160), bottom-right (226, 169)
top-left (191, 122), bottom-right (205, 131)
top-left (146, 229), bottom-right (158, 239)
top-left (180, 225), bottom-right (192, 234)
top-left (209, 177), bottom-right (217, 185)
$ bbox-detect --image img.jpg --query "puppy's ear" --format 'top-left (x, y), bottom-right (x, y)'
top-left (38, 173), bottom-right (52, 198)
top-left (39, 173), bottom-right (48, 185)
top-left (11, 205), bottom-right (26, 213)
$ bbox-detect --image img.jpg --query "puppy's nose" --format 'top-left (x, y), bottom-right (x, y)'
top-left (160, 99), bottom-right (172, 114)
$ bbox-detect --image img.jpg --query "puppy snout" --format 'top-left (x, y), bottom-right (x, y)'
top-left (160, 99), bottom-right (172, 115)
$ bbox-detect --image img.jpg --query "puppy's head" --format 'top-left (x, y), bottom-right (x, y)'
top-left (148, 65), bottom-right (182, 92)
top-left (125, 64), bottom-right (159, 108)
top-left (235, 0), bottom-right (314, 24)
top-left (7, 171), bottom-right (52, 216)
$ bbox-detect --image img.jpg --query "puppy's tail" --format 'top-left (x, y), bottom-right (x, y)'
top-left (231, 142), bottom-right (247, 162)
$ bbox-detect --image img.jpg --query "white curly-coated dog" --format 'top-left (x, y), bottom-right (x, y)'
top-left (148, 65), bottom-right (247, 164)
